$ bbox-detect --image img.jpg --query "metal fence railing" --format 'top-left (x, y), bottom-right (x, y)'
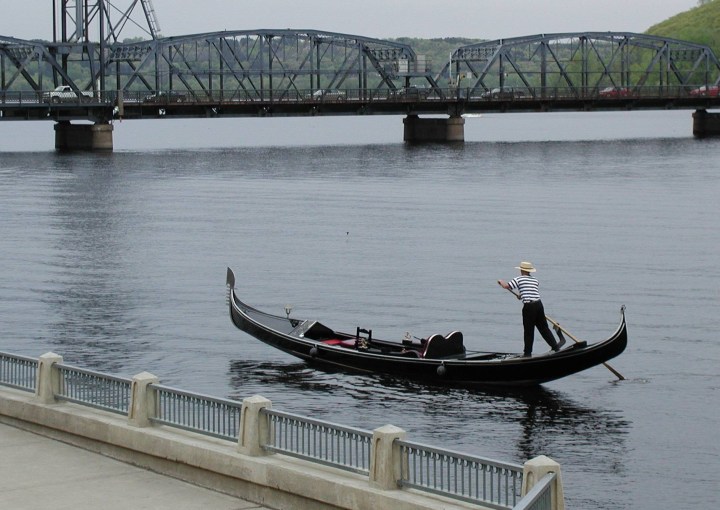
top-left (56, 364), bottom-right (132, 415)
top-left (261, 408), bottom-right (373, 475)
top-left (513, 472), bottom-right (556, 510)
top-left (0, 351), bottom-right (544, 508)
top-left (397, 439), bottom-right (523, 509)
top-left (149, 384), bottom-right (242, 441)
top-left (0, 352), bottom-right (37, 392)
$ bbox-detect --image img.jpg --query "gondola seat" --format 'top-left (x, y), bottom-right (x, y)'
top-left (421, 331), bottom-right (466, 359)
top-left (322, 338), bottom-right (357, 348)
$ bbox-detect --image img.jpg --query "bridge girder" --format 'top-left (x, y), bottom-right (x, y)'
top-left (109, 29), bottom-right (424, 100)
top-left (442, 32), bottom-right (720, 97)
top-left (4, 30), bottom-right (720, 111)
top-left (1, 29), bottom-right (441, 100)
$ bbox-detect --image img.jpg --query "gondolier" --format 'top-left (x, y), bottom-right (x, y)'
top-left (497, 261), bottom-right (565, 357)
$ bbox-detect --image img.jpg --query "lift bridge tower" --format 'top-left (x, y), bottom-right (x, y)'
top-left (48, 1), bottom-right (160, 149)
top-left (51, 0), bottom-right (160, 91)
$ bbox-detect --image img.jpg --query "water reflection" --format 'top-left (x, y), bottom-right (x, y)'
top-left (227, 359), bottom-right (630, 466)
top-left (41, 156), bottom-right (150, 373)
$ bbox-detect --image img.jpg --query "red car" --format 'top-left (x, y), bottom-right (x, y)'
top-left (690, 85), bottom-right (720, 97)
top-left (599, 86), bottom-right (631, 98)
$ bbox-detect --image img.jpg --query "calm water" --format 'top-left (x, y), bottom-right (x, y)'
top-left (1, 111), bottom-right (718, 508)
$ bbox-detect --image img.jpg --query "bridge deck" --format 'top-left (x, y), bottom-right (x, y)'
top-left (2, 89), bottom-right (719, 122)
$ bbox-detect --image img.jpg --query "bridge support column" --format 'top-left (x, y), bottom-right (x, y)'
top-left (693, 109), bottom-right (720, 138)
top-left (54, 121), bottom-right (114, 151)
top-left (403, 114), bottom-right (465, 143)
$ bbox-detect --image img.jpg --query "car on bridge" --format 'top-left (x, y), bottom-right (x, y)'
top-left (392, 85), bottom-right (431, 100)
top-left (143, 91), bottom-right (187, 103)
top-left (307, 89), bottom-right (346, 101)
top-left (599, 87), bottom-right (632, 98)
top-left (43, 85), bottom-right (94, 104)
top-left (690, 85), bottom-right (720, 97)
top-left (480, 87), bottom-right (526, 100)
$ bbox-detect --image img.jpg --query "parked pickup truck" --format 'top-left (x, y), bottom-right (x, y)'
top-left (44, 85), bottom-right (94, 103)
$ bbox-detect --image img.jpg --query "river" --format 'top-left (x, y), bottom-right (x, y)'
top-left (1, 110), bottom-right (718, 508)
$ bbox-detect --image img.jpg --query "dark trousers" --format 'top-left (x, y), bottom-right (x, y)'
top-left (522, 300), bottom-right (558, 355)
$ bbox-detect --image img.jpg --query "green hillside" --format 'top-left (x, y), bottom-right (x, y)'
top-left (646, 0), bottom-right (720, 56)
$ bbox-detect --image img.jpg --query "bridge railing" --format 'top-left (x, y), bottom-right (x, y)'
top-left (0, 90), bottom-right (47, 105)
top-left (0, 350), bottom-right (564, 509)
top-left (115, 85), bottom-right (713, 104)
top-left (4, 84), bottom-right (714, 108)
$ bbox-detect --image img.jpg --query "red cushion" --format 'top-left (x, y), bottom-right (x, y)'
top-left (322, 339), bottom-right (356, 348)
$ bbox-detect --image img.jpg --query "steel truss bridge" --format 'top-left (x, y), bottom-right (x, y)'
top-left (1, 1), bottom-right (720, 143)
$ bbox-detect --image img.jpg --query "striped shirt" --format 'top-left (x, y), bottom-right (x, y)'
top-left (508, 275), bottom-right (541, 303)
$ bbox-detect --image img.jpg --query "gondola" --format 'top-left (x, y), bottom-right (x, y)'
top-left (226, 268), bottom-right (627, 387)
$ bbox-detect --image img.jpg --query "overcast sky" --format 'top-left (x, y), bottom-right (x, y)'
top-left (3, 1), bottom-right (698, 41)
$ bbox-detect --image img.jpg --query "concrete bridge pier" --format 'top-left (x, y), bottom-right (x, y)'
top-left (403, 114), bottom-right (465, 143)
top-left (692, 109), bottom-right (720, 138)
top-left (54, 121), bottom-right (114, 151)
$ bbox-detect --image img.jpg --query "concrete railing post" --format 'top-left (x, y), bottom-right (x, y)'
top-left (522, 455), bottom-right (565, 510)
top-left (128, 371), bottom-right (159, 427)
top-left (369, 424), bottom-right (406, 490)
top-left (35, 352), bottom-right (63, 404)
top-left (237, 395), bottom-right (272, 456)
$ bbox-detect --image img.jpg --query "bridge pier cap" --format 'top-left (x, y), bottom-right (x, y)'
top-left (54, 122), bottom-right (113, 152)
top-left (404, 115), bottom-right (465, 143)
top-left (693, 109), bottom-right (720, 138)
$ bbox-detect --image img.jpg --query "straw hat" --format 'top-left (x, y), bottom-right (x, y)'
top-left (515, 261), bottom-right (536, 273)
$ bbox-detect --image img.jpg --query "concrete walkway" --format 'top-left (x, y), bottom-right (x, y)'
top-left (0, 422), bottom-right (271, 510)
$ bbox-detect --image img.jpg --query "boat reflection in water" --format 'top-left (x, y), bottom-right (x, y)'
top-left (227, 359), bottom-right (630, 467)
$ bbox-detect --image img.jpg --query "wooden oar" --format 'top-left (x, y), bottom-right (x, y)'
top-left (545, 315), bottom-right (625, 380)
top-left (504, 288), bottom-right (625, 380)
